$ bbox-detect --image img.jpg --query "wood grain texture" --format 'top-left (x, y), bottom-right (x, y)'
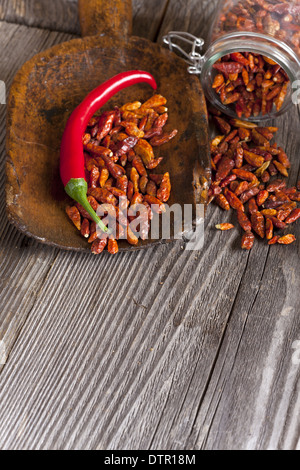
top-left (78, 0), bottom-right (132, 38)
top-left (0, 0), bottom-right (169, 40)
top-left (157, 0), bottom-right (219, 44)
top-left (0, 0), bottom-right (299, 451)
top-left (0, 0), bottom-right (80, 34)
top-left (132, 0), bottom-right (169, 41)
top-left (0, 21), bottom-right (75, 373)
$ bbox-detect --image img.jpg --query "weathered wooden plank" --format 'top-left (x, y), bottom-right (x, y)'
top-left (0, 0), bottom-right (299, 451)
top-left (0, 22), bottom-right (76, 372)
top-left (0, 218), bottom-right (250, 449)
top-left (151, 0), bottom-right (300, 450)
top-left (157, 0), bottom-right (219, 43)
top-left (132, 0), bottom-right (169, 41)
top-left (0, 173), bottom-right (298, 449)
top-left (0, 0), bottom-right (80, 34)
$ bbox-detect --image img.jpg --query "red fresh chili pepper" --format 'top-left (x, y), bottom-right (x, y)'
top-left (60, 70), bottom-right (157, 233)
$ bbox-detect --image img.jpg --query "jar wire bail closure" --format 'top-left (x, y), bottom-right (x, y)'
top-left (162, 32), bottom-right (205, 75)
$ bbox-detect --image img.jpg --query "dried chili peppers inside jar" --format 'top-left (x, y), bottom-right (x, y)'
top-left (200, 0), bottom-right (300, 120)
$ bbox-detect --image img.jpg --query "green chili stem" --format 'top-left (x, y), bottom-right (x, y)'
top-left (65, 178), bottom-right (108, 233)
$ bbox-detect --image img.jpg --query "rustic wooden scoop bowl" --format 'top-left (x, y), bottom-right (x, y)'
top-left (6, 0), bottom-right (210, 252)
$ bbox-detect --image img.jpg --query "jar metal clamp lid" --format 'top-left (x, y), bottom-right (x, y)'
top-left (162, 32), bottom-right (205, 75)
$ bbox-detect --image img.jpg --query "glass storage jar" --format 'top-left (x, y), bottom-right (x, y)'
top-left (164, 0), bottom-right (300, 121)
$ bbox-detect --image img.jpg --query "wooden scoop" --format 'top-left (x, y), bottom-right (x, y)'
top-left (6, 0), bottom-right (210, 252)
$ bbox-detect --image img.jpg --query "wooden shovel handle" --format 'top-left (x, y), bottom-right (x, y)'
top-left (78, 0), bottom-right (132, 38)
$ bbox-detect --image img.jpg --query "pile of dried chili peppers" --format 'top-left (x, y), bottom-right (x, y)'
top-left (65, 94), bottom-right (177, 254)
top-left (214, 1), bottom-right (300, 58)
top-left (208, 106), bottom-right (299, 249)
top-left (212, 52), bottom-right (289, 118)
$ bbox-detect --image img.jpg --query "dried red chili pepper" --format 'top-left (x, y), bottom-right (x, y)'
top-left (265, 218), bottom-right (273, 240)
top-left (127, 181), bottom-right (134, 201)
top-left (264, 215), bottom-right (287, 230)
top-left (261, 170), bottom-right (270, 183)
top-left (215, 223), bottom-right (234, 231)
top-left (241, 231), bottom-right (255, 250)
top-left (232, 168), bottom-right (258, 184)
top-left (146, 180), bottom-right (157, 197)
top-left (243, 150), bottom-right (265, 168)
top-left (211, 47), bottom-right (290, 118)
top-left (213, 62), bottom-right (244, 74)
top-left (66, 206), bottom-right (81, 231)
top-left (214, 116), bottom-right (231, 135)
top-left (237, 209), bottom-right (251, 232)
top-left (130, 167), bottom-right (140, 194)
top-left (231, 52), bottom-right (249, 66)
top-left (80, 218), bottom-right (90, 239)
top-left (261, 209), bottom-right (277, 217)
top-left (89, 165), bottom-right (100, 189)
top-left (225, 129), bottom-right (238, 143)
top-left (277, 147), bottom-right (291, 168)
top-left (143, 195), bottom-right (166, 214)
top-left (88, 187), bottom-right (117, 206)
top-left (220, 174), bottom-right (237, 188)
top-left (139, 175), bottom-right (148, 194)
top-left (273, 160), bottom-right (289, 177)
top-left (214, 193), bottom-right (229, 211)
top-left (153, 112), bottom-right (168, 128)
top-left (248, 198), bottom-right (258, 215)
top-left (91, 237), bottom-right (107, 254)
top-left (83, 142), bottom-right (113, 158)
top-left (109, 187), bottom-right (127, 199)
top-left (285, 208), bottom-right (300, 224)
top-left (130, 192), bottom-right (144, 207)
top-left (100, 168), bottom-right (109, 188)
top-left (126, 226), bottom-right (139, 245)
top-left (212, 74), bottom-right (225, 89)
top-left (256, 190), bottom-right (269, 206)
top-left (150, 129), bottom-right (178, 147)
top-left (101, 154), bottom-right (126, 179)
top-left (114, 136), bottom-right (139, 157)
top-left (277, 234), bottom-right (296, 245)
top-left (76, 196), bottom-right (99, 220)
top-left (140, 94), bottom-right (167, 110)
top-left (216, 157), bottom-right (235, 182)
top-left (132, 154), bottom-right (147, 176)
top-left (96, 111), bottom-right (115, 141)
top-left (157, 172), bottom-right (171, 203)
top-left (209, 109), bottom-right (298, 251)
top-left (147, 157), bottom-right (164, 170)
top-left (107, 237), bottom-right (119, 255)
top-left (134, 139), bottom-right (155, 167)
top-left (235, 181), bottom-right (249, 196)
top-left (268, 235), bottom-right (280, 245)
top-left (266, 179), bottom-right (286, 192)
top-left (251, 211), bottom-right (265, 238)
top-left (143, 127), bottom-right (163, 140)
top-left (223, 188), bottom-right (245, 211)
